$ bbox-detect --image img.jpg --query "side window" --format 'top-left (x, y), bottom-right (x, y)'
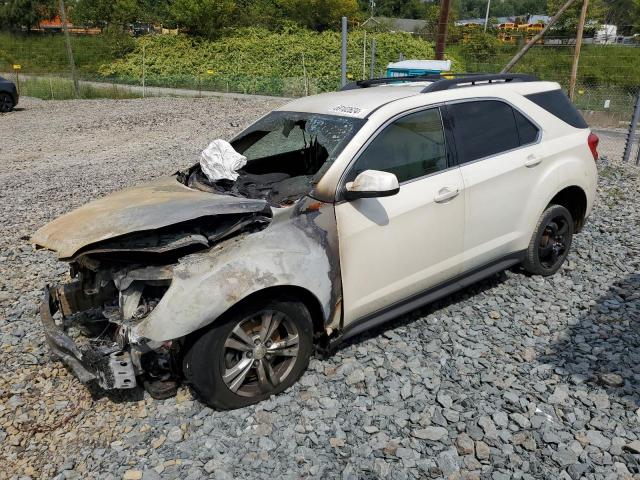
top-left (448, 100), bottom-right (520, 164)
top-left (349, 107), bottom-right (447, 183)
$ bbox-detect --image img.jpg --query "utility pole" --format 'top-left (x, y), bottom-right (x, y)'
top-left (363, 30), bottom-right (367, 79)
top-left (622, 93), bottom-right (640, 163)
top-left (501, 0), bottom-right (577, 72)
top-left (142, 43), bottom-right (146, 98)
top-left (370, 39), bottom-right (377, 78)
top-left (569, 0), bottom-right (589, 100)
top-left (302, 52), bottom-right (309, 96)
top-left (341, 17), bottom-right (348, 87)
top-left (435, 0), bottom-right (451, 60)
top-left (59, 0), bottom-right (79, 98)
top-left (484, 0), bottom-right (491, 32)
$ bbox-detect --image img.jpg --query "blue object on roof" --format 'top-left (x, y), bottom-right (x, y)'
top-left (386, 60), bottom-right (452, 78)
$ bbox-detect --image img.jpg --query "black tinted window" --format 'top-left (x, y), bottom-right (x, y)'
top-left (525, 89), bottom-right (588, 128)
top-left (514, 109), bottom-right (539, 144)
top-left (351, 108), bottom-right (447, 183)
top-left (448, 100), bottom-right (520, 163)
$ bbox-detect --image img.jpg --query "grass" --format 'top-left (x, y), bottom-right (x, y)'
top-left (451, 43), bottom-right (640, 88)
top-left (17, 76), bottom-right (142, 100)
top-left (451, 42), bottom-right (640, 113)
top-left (0, 32), bottom-right (117, 76)
top-left (570, 85), bottom-right (639, 114)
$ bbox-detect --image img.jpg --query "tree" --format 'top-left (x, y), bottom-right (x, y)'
top-left (169, 0), bottom-right (236, 37)
top-left (547, 0), bottom-right (607, 35)
top-left (0, 0), bottom-right (56, 30)
top-left (419, 2), bottom-right (460, 42)
top-left (455, 0), bottom-right (547, 19)
top-left (70, 0), bottom-right (144, 27)
top-left (278, 0), bottom-right (359, 30)
top-left (602, 0), bottom-right (640, 34)
top-left (358, 0), bottom-right (429, 19)
top-left (234, 0), bottom-right (283, 29)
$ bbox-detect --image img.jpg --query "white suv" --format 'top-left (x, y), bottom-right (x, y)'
top-left (33, 74), bottom-right (599, 408)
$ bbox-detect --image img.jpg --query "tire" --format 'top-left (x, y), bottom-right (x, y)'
top-left (0, 93), bottom-right (14, 113)
top-left (522, 204), bottom-right (574, 276)
top-left (182, 297), bottom-right (313, 409)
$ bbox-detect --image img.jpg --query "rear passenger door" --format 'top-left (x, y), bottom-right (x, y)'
top-left (446, 99), bottom-right (544, 271)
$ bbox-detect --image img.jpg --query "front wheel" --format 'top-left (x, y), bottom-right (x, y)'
top-left (522, 204), bottom-right (574, 276)
top-left (0, 93), bottom-right (14, 113)
top-left (183, 297), bottom-right (313, 409)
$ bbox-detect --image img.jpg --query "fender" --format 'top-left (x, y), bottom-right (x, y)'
top-left (130, 199), bottom-right (341, 342)
top-left (552, 134), bottom-right (598, 219)
top-left (518, 129), bottom-right (596, 248)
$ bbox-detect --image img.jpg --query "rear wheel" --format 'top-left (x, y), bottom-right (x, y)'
top-left (183, 297), bottom-right (313, 409)
top-left (522, 204), bottom-right (573, 276)
top-left (0, 93), bottom-right (14, 113)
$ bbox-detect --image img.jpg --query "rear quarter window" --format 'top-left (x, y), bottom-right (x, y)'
top-left (525, 89), bottom-right (588, 129)
top-left (514, 109), bottom-right (539, 144)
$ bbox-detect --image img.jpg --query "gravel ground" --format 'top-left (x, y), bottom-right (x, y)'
top-left (1, 97), bottom-right (640, 480)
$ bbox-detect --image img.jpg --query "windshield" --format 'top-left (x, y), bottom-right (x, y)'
top-left (180, 111), bottom-right (365, 206)
top-left (231, 111), bottom-right (365, 181)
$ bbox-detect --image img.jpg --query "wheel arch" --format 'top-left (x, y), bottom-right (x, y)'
top-left (0, 89), bottom-right (15, 109)
top-left (131, 242), bottom-right (335, 343)
top-left (547, 185), bottom-right (588, 232)
top-left (204, 285), bottom-right (328, 340)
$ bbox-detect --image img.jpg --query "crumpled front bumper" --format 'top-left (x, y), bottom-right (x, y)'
top-left (40, 286), bottom-right (137, 390)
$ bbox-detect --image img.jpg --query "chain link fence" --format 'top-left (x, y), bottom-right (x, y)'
top-left (2, 30), bottom-right (639, 162)
top-left (5, 71), bottom-right (339, 99)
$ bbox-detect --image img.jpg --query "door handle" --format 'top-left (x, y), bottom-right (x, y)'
top-left (524, 154), bottom-right (542, 168)
top-left (434, 186), bottom-right (460, 203)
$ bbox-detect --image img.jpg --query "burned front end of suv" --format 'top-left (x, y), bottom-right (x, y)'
top-left (33, 177), bottom-right (274, 396)
top-left (32, 110), bottom-right (361, 399)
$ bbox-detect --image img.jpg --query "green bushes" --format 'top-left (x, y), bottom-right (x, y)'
top-left (460, 31), bottom-right (500, 62)
top-left (97, 28), bottom-right (459, 94)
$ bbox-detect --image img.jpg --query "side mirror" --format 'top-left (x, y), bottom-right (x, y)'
top-left (344, 170), bottom-right (400, 201)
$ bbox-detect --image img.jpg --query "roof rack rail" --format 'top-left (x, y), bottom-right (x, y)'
top-left (340, 72), bottom-right (487, 91)
top-left (420, 73), bottom-right (538, 93)
top-left (339, 73), bottom-right (538, 92)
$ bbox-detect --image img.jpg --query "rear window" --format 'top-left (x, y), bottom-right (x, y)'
top-left (525, 89), bottom-right (588, 129)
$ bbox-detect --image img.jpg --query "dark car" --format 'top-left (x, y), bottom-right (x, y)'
top-left (0, 76), bottom-right (19, 112)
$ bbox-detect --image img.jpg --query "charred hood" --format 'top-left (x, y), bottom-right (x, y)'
top-left (32, 176), bottom-right (271, 259)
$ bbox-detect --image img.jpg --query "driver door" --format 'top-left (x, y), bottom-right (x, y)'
top-left (335, 107), bottom-right (466, 324)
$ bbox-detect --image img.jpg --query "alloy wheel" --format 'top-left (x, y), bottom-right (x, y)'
top-left (222, 309), bottom-right (299, 397)
top-left (538, 215), bottom-right (570, 269)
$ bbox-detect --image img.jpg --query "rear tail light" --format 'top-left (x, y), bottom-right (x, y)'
top-left (588, 132), bottom-right (599, 161)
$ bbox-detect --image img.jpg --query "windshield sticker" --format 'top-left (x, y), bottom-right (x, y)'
top-left (329, 105), bottom-right (367, 117)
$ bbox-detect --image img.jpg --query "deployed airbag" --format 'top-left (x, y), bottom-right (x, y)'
top-left (200, 139), bottom-right (247, 182)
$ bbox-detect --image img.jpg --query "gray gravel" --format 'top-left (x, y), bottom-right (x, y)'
top-left (1, 97), bottom-right (640, 480)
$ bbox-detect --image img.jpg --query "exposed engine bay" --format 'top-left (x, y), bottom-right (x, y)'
top-left (179, 168), bottom-right (316, 207)
top-left (40, 212), bottom-right (271, 396)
